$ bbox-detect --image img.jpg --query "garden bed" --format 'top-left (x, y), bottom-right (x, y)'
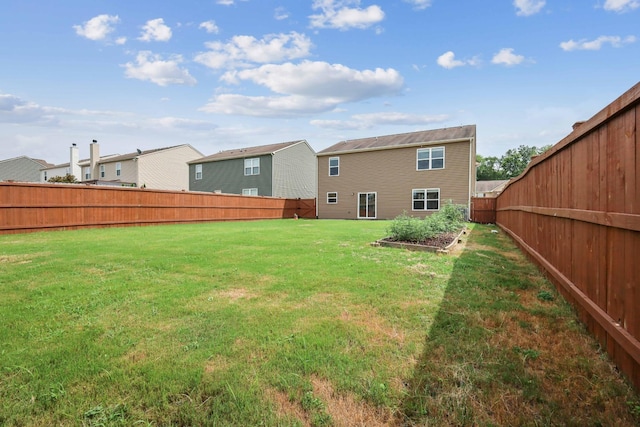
top-left (375, 228), bottom-right (466, 253)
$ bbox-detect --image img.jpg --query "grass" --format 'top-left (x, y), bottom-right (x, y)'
top-left (0, 219), bottom-right (638, 426)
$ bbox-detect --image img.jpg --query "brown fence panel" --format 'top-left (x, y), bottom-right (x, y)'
top-left (0, 183), bottom-right (316, 235)
top-left (496, 82), bottom-right (640, 390)
top-left (470, 197), bottom-right (496, 224)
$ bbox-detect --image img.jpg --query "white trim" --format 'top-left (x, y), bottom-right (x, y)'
top-left (357, 192), bottom-right (377, 219)
top-left (416, 146), bottom-right (445, 171)
top-left (327, 192), bottom-right (338, 204)
top-left (242, 188), bottom-right (258, 196)
top-left (412, 188), bottom-right (440, 211)
top-left (328, 156), bottom-right (339, 176)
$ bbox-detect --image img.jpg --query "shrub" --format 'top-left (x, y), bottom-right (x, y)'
top-left (387, 202), bottom-right (466, 242)
top-left (387, 212), bottom-right (428, 243)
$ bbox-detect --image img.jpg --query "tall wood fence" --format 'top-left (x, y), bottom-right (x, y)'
top-left (470, 197), bottom-right (497, 224)
top-left (496, 82), bottom-right (640, 390)
top-left (0, 182), bottom-right (316, 235)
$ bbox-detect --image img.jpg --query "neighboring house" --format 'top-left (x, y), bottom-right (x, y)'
top-left (40, 143), bottom-right (83, 182)
top-left (317, 125), bottom-right (476, 220)
top-left (475, 180), bottom-right (509, 197)
top-left (189, 140), bottom-right (317, 198)
top-left (79, 142), bottom-right (204, 191)
top-left (0, 156), bottom-right (52, 182)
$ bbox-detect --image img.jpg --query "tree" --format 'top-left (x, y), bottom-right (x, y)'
top-left (48, 174), bottom-right (79, 183)
top-left (477, 145), bottom-right (552, 180)
top-left (476, 154), bottom-right (505, 180)
top-left (499, 145), bottom-right (551, 178)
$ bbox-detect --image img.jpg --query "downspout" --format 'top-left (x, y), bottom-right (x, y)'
top-left (468, 136), bottom-right (475, 220)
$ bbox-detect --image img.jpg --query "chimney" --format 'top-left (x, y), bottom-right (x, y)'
top-left (70, 143), bottom-right (81, 179)
top-left (90, 140), bottom-right (99, 180)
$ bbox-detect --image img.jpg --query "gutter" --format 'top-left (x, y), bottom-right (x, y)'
top-left (317, 137), bottom-right (474, 157)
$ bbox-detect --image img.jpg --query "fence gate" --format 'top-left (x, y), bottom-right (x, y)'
top-left (470, 197), bottom-right (497, 224)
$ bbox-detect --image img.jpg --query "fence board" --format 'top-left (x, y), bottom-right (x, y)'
top-left (496, 81), bottom-right (640, 391)
top-left (0, 182), bottom-right (316, 234)
top-left (470, 197), bottom-right (496, 223)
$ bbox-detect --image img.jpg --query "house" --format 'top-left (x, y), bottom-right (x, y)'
top-left (189, 140), bottom-right (317, 198)
top-left (0, 156), bottom-right (52, 182)
top-left (40, 143), bottom-right (84, 182)
top-left (475, 180), bottom-right (509, 198)
top-left (81, 143), bottom-right (204, 190)
top-left (316, 125), bottom-right (476, 220)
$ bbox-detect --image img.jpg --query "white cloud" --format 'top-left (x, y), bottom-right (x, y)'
top-left (148, 117), bottom-right (218, 131)
top-left (310, 0), bottom-right (385, 30)
top-left (138, 18), bottom-right (172, 42)
top-left (559, 35), bottom-right (636, 51)
top-left (203, 61), bottom-right (403, 117)
top-left (123, 51), bottom-right (197, 86)
top-left (403, 0), bottom-right (433, 10)
top-left (311, 112), bottom-right (449, 130)
top-left (513, 0), bottom-right (545, 16)
top-left (194, 32), bottom-right (313, 69)
top-left (217, 0), bottom-right (234, 4)
top-left (275, 7), bottom-right (290, 20)
top-left (604, 0), bottom-right (640, 12)
top-left (199, 20), bottom-right (220, 34)
top-left (0, 93), bottom-right (58, 125)
top-left (73, 14), bottom-right (120, 41)
top-left (491, 48), bottom-right (525, 66)
top-left (115, 37), bottom-right (127, 45)
top-left (436, 51), bottom-right (467, 69)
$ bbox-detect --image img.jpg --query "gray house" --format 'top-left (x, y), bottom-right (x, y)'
top-left (0, 156), bottom-right (52, 182)
top-left (189, 140), bottom-right (316, 198)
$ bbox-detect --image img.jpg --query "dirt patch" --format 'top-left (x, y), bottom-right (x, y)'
top-left (218, 288), bottom-right (256, 301)
top-left (0, 254), bottom-right (33, 264)
top-left (204, 355), bottom-right (231, 374)
top-left (311, 376), bottom-right (396, 427)
top-left (339, 308), bottom-right (405, 346)
top-left (269, 388), bottom-right (312, 427)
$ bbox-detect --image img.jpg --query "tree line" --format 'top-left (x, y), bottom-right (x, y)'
top-left (477, 144), bottom-right (552, 180)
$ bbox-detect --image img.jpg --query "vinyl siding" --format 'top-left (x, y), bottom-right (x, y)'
top-left (317, 140), bottom-right (474, 219)
top-left (190, 155), bottom-right (273, 196)
top-left (99, 159), bottom-right (137, 185)
top-left (0, 157), bottom-right (46, 183)
top-left (137, 146), bottom-right (202, 190)
top-left (272, 141), bottom-right (317, 198)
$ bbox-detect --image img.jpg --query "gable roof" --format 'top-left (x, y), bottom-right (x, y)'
top-left (192, 140), bottom-right (306, 163)
top-left (0, 156), bottom-right (53, 168)
top-left (476, 180), bottom-right (509, 193)
top-left (98, 144), bottom-right (202, 164)
top-left (317, 125), bottom-right (476, 156)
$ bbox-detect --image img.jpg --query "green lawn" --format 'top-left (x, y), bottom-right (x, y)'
top-left (0, 220), bottom-right (638, 426)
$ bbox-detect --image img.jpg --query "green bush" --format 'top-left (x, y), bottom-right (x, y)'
top-left (387, 202), bottom-right (466, 242)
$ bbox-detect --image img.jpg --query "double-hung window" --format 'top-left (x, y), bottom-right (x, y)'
top-left (412, 188), bottom-right (440, 211)
top-left (116, 162), bottom-right (121, 177)
top-left (100, 164), bottom-right (105, 178)
top-left (329, 157), bottom-right (339, 176)
top-left (327, 192), bottom-right (338, 204)
top-left (242, 188), bottom-right (258, 196)
top-left (84, 167), bottom-right (91, 180)
top-left (195, 164), bottom-right (202, 180)
top-left (417, 147), bottom-right (445, 171)
top-left (244, 158), bottom-right (260, 176)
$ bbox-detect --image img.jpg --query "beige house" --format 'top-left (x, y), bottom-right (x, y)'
top-left (81, 143), bottom-right (203, 191)
top-left (317, 125), bottom-right (476, 219)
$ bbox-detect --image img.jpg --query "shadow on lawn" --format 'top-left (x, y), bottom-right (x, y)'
top-left (397, 224), bottom-right (640, 426)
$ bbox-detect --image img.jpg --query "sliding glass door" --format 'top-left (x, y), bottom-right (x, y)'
top-left (358, 192), bottom-right (376, 219)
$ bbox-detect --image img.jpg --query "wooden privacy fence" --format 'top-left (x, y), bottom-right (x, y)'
top-left (0, 182), bottom-right (316, 235)
top-left (470, 197), bottom-right (497, 224)
top-left (496, 82), bottom-right (640, 390)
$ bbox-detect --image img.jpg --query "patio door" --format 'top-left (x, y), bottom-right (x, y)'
top-left (358, 192), bottom-right (376, 219)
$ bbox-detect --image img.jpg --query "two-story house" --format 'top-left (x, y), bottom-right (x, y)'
top-left (0, 156), bottom-right (52, 182)
top-left (189, 140), bottom-right (316, 199)
top-left (84, 143), bottom-right (204, 190)
top-left (316, 125), bottom-right (476, 219)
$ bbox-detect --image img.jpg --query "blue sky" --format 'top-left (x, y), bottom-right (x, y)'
top-left (1, 0), bottom-right (638, 165)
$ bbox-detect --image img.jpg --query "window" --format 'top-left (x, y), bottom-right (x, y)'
top-left (84, 167), bottom-right (91, 180)
top-left (329, 157), bottom-right (339, 176)
top-left (327, 192), bottom-right (338, 204)
top-left (116, 162), bottom-right (121, 177)
top-left (417, 147), bottom-right (445, 170)
top-left (242, 188), bottom-right (258, 196)
top-left (195, 164), bottom-right (202, 180)
top-left (412, 188), bottom-right (440, 211)
top-left (244, 158), bottom-right (260, 176)
top-left (43, 171), bottom-right (48, 181)
top-left (100, 165), bottom-right (105, 178)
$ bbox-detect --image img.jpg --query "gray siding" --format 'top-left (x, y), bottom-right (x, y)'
top-left (272, 141), bottom-right (317, 199)
top-left (317, 140), bottom-right (475, 220)
top-left (0, 157), bottom-right (46, 182)
top-left (190, 155), bottom-right (273, 196)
